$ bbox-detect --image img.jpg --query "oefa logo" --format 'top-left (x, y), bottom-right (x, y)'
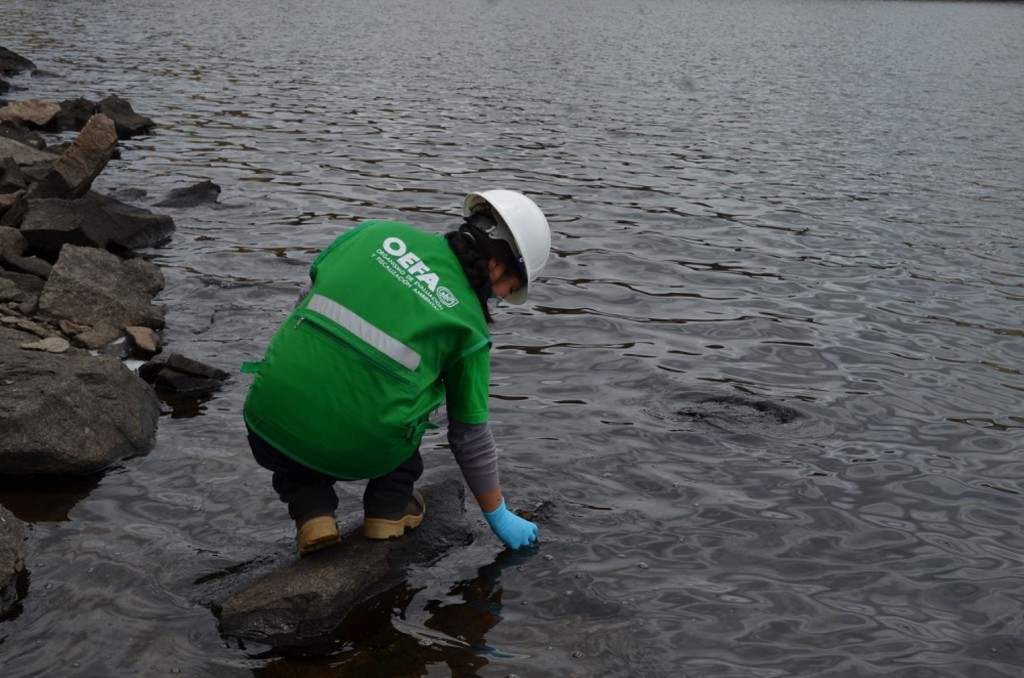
top-left (382, 237), bottom-right (458, 308)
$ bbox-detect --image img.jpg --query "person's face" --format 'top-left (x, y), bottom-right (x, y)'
top-left (487, 259), bottom-right (523, 300)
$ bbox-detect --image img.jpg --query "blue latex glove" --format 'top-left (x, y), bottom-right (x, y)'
top-left (483, 498), bottom-right (539, 549)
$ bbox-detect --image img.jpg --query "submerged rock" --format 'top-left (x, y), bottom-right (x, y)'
top-left (156, 180), bottom-right (221, 208)
top-left (213, 478), bottom-right (473, 647)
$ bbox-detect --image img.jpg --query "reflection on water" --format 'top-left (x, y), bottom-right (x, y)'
top-left (2, 0), bottom-right (1024, 675)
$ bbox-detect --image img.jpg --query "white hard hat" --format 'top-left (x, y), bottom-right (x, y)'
top-left (463, 189), bottom-right (550, 305)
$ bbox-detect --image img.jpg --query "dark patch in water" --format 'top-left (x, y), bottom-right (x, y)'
top-left (677, 395), bottom-right (802, 426)
top-left (644, 391), bottom-right (834, 440)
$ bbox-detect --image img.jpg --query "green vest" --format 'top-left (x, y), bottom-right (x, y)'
top-left (243, 221), bottom-right (491, 479)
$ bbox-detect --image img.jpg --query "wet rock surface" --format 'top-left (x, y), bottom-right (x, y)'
top-left (156, 179), bottom-right (221, 208)
top-left (0, 503), bottom-right (25, 617)
top-left (139, 353), bottom-right (230, 396)
top-left (0, 325), bottom-right (160, 475)
top-left (20, 192), bottom-right (175, 255)
top-left (209, 478), bottom-right (474, 648)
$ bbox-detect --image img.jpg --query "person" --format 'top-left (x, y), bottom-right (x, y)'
top-left (241, 189), bottom-right (550, 556)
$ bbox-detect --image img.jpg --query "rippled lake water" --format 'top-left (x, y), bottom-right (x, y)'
top-left (2, 0), bottom-right (1024, 675)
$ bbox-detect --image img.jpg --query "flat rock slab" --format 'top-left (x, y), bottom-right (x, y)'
top-left (0, 137), bottom-right (57, 166)
top-left (0, 99), bottom-right (60, 127)
top-left (20, 192), bottom-right (176, 255)
top-left (214, 478), bottom-right (473, 647)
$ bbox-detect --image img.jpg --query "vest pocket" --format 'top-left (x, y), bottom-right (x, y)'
top-left (295, 313), bottom-right (414, 388)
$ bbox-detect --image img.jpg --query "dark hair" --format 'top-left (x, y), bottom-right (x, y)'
top-left (445, 213), bottom-right (519, 323)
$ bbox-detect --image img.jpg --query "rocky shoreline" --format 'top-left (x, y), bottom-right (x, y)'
top-left (0, 46), bottom-right (227, 614)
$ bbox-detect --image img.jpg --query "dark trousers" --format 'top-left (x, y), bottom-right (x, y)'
top-left (247, 426), bottom-right (423, 526)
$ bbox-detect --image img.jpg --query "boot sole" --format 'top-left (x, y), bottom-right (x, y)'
top-left (298, 533), bottom-right (341, 557)
top-left (364, 511), bottom-right (425, 540)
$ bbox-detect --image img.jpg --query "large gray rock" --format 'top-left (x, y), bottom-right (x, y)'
top-left (25, 113), bottom-right (117, 202)
top-left (0, 325), bottom-right (160, 475)
top-left (214, 478), bottom-right (474, 647)
top-left (20, 192), bottom-right (175, 255)
top-left (38, 244), bottom-right (164, 329)
top-left (0, 504), bottom-right (25, 616)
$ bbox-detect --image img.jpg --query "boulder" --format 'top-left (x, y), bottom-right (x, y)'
top-left (19, 192), bottom-right (175, 256)
top-left (25, 113), bottom-right (117, 202)
top-left (0, 270), bottom-right (44, 296)
top-left (0, 156), bottom-right (27, 193)
top-left (138, 353), bottom-right (228, 396)
top-left (156, 180), bottom-right (221, 208)
top-left (213, 478), bottom-right (474, 647)
top-left (0, 226), bottom-right (26, 256)
top-left (0, 504), bottom-right (26, 617)
top-left (0, 137), bottom-right (56, 166)
top-left (38, 245), bottom-right (164, 329)
top-left (0, 252), bottom-right (50, 278)
top-left (0, 278), bottom-right (20, 302)
top-left (0, 325), bottom-right (160, 475)
top-left (0, 47), bottom-right (35, 76)
top-left (0, 190), bottom-right (24, 217)
top-left (55, 97), bottom-right (97, 132)
top-left (98, 95), bottom-right (155, 139)
top-left (0, 99), bottom-right (60, 128)
top-left (0, 122), bottom-right (47, 151)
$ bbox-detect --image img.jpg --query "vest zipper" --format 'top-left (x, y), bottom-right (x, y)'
top-left (296, 313), bottom-right (414, 387)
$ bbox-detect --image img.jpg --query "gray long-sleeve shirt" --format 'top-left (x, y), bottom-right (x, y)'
top-left (448, 420), bottom-right (500, 496)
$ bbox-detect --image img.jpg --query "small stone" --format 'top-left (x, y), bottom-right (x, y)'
top-left (58, 319), bottom-right (90, 336)
top-left (125, 325), bottom-right (160, 357)
top-left (0, 314), bottom-right (51, 338)
top-left (20, 336), bottom-right (70, 353)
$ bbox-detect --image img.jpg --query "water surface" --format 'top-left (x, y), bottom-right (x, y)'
top-left (2, 0), bottom-right (1023, 675)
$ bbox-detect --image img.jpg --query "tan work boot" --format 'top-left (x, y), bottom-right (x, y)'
top-left (296, 515), bottom-right (340, 556)
top-left (364, 491), bottom-right (426, 540)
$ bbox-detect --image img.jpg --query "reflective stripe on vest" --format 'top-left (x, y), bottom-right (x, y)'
top-left (307, 293), bottom-right (421, 371)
